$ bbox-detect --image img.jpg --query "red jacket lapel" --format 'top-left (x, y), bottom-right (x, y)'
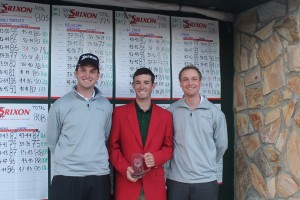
top-left (144, 104), bottom-right (161, 149)
top-left (126, 101), bottom-right (143, 148)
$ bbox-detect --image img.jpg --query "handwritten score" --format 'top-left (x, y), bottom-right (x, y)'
top-left (0, 104), bottom-right (48, 200)
top-left (0, 1), bottom-right (50, 98)
top-left (51, 5), bottom-right (113, 98)
top-left (115, 11), bottom-right (171, 99)
top-left (171, 16), bottom-right (220, 99)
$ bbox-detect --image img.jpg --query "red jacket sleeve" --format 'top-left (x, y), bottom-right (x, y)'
top-left (152, 110), bottom-right (173, 167)
top-left (108, 108), bottom-right (130, 177)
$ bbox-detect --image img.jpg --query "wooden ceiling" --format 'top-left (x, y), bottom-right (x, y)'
top-left (146, 0), bottom-right (271, 14)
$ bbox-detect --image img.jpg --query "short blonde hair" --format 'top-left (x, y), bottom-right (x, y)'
top-left (179, 65), bottom-right (202, 81)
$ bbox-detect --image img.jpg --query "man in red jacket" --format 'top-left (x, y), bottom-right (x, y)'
top-left (109, 68), bottom-right (173, 200)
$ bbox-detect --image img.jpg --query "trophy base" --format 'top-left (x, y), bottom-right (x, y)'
top-left (132, 172), bottom-right (144, 179)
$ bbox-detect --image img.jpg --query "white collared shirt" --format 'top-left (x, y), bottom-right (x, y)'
top-left (75, 89), bottom-right (95, 101)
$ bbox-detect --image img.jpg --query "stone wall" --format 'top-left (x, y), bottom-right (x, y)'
top-left (234, 0), bottom-right (300, 199)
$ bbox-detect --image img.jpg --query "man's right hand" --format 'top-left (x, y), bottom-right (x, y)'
top-left (126, 166), bottom-right (138, 182)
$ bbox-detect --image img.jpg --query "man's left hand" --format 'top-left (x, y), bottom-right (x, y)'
top-left (144, 152), bottom-right (155, 168)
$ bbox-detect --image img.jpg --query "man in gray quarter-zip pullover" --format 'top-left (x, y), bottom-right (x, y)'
top-left (46, 53), bottom-right (112, 200)
top-left (166, 65), bottom-right (228, 200)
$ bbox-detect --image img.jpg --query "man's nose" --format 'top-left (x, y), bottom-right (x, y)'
top-left (140, 83), bottom-right (146, 88)
top-left (85, 71), bottom-right (91, 77)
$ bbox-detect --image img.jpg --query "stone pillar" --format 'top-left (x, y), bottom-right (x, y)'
top-left (234, 0), bottom-right (300, 199)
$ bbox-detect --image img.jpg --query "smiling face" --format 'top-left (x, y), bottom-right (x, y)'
top-left (132, 74), bottom-right (155, 101)
top-left (179, 68), bottom-right (201, 98)
top-left (74, 64), bottom-right (100, 94)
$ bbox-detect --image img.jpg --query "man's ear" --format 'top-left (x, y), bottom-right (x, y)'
top-left (152, 82), bottom-right (157, 90)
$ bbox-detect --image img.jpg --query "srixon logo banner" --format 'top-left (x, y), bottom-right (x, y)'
top-left (183, 20), bottom-right (207, 29)
top-left (0, 107), bottom-right (30, 118)
top-left (130, 15), bottom-right (157, 25)
top-left (0, 3), bottom-right (33, 14)
top-left (68, 9), bottom-right (97, 19)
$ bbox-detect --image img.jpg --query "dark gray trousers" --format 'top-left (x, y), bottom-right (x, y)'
top-left (167, 179), bottom-right (218, 200)
top-left (50, 175), bottom-right (111, 200)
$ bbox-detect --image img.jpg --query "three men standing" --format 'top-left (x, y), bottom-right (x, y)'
top-left (47, 58), bottom-right (227, 200)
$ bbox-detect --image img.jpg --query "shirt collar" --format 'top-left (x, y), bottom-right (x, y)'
top-left (135, 101), bottom-right (152, 113)
top-left (179, 94), bottom-right (209, 109)
top-left (75, 89), bottom-right (95, 101)
top-left (183, 94), bottom-right (203, 104)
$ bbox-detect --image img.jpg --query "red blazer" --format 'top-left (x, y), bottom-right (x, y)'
top-left (109, 101), bottom-right (173, 200)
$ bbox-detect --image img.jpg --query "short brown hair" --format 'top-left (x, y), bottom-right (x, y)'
top-left (179, 65), bottom-right (202, 81)
top-left (133, 67), bottom-right (155, 83)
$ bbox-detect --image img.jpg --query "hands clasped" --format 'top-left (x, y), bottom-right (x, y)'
top-left (126, 152), bottom-right (155, 182)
